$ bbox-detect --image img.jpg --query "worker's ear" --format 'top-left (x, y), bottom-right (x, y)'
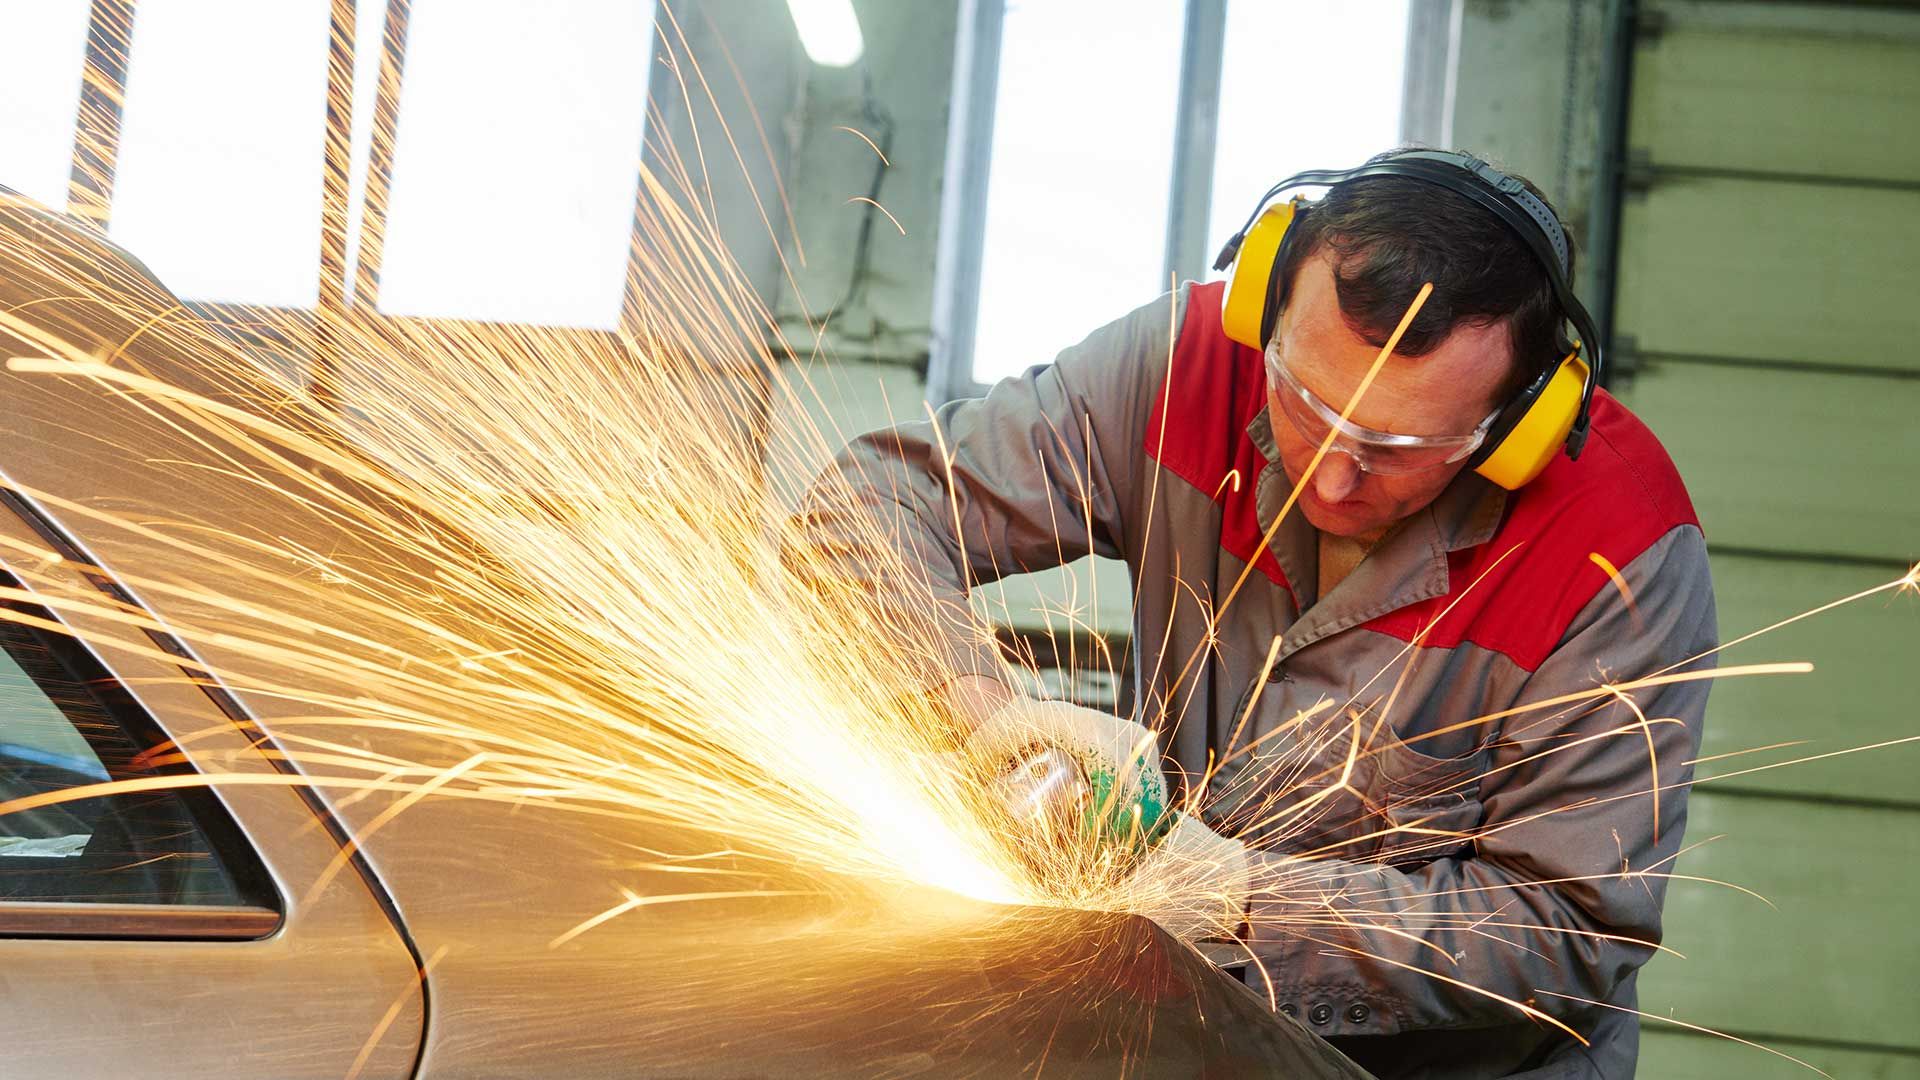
top-left (1219, 198), bottom-right (1302, 350)
top-left (1470, 350), bottom-right (1589, 490)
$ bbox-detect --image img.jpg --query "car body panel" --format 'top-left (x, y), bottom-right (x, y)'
top-left (0, 192), bottom-right (1368, 1077)
top-left (0, 497), bottom-right (424, 1079)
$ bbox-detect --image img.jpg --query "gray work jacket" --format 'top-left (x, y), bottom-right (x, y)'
top-left (797, 281), bottom-right (1717, 1078)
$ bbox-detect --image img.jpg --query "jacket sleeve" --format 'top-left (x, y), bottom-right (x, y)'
top-left (788, 289), bottom-right (1183, 693)
top-left (1244, 523), bottom-right (1718, 1034)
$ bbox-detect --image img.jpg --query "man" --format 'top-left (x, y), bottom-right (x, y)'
top-left (797, 149), bottom-right (1715, 1077)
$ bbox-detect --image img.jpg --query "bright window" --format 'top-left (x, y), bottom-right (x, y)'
top-left (110, 0), bottom-right (334, 307)
top-left (6, 1), bottom-right (658, 327)
top-left (0, 1), bottom-right (95, 210)
top-left (970, 0), bottom-right (1186, 386)
top-left (1206, 2), bottom-right (1409, 271)
top-left (376, 0), bottom-right (657, 328)
top-left (952, 0), bottom-right (1411, 391)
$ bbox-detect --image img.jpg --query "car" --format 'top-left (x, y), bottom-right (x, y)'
top-left (0, 190), bottom-right (1370, 1079)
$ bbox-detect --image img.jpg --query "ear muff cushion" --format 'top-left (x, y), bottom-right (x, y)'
top-left (1221, 201), bottom-right (1298, 349)
top-left (1474, 354), bottom-right (1590, 490)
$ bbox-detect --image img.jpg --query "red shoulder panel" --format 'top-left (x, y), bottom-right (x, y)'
top-left (1144, 282), bottom-right (1292, 593)
top-left (1363, 392), bottom-right (1702, 671)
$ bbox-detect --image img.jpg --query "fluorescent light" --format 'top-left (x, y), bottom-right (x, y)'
top-left (786, 0), bottom-right (863, 67)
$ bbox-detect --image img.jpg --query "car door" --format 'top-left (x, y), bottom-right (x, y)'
top-left (0, 498), bottom-right (426, 1079)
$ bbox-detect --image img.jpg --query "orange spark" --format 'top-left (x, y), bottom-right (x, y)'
top-left (845, 195), bottom-right (905, 235)
top-left (834, 124), bottom-right (891, 166)
top-left (1588, 551), bottom-right (1641, 630)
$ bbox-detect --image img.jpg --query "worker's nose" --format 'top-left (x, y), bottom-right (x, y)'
top-left (1313, 451), bottom-right (1365, 503)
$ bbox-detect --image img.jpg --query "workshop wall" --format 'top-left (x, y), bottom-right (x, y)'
top-left (1604, 4), bottom-right (1920, 1075)
top-left (751, 4), bottom-right (1920, 1074)
top-left (644, 0), bottom-right (805, 334)
top-left (763, 0), bottom-right (961, 493)
top-left (1449, 0), bottom-right (1607, 306)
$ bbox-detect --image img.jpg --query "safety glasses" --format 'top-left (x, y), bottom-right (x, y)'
top-left (1264, 339), bottom-right (1500, 476)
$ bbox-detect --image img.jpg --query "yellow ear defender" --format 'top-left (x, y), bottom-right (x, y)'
top-left (1220, 200), bottom-right (1300, 354)
top-left (1214, 152), bottom-right (1604, 491)
top-left (1472, 349), bottom-right (1589, 489)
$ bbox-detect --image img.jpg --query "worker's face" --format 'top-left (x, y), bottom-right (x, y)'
top-left (1267, 251), bottom-right (1518, 540)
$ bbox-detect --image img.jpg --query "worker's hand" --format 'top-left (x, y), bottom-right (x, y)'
top-left (965, 698), bottom-right (1174, 849)
top-left (1135, 812), bottom-right (1253, 944)
top-left (941, 673), bottom-right (1015, 735)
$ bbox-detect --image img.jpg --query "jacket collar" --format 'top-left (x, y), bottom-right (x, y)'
top-left (1247, 405), bottom-right (1507, 657)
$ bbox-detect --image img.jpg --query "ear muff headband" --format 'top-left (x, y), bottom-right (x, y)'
top-left (1215, 152), bottom-right (1603, 490)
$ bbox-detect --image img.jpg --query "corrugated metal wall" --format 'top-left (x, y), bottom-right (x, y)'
top-left (1610, 3), bottom-right (1920, 1074)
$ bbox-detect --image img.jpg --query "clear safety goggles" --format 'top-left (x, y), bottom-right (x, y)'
top-left (1264, 339), bottom-right (1500, 476)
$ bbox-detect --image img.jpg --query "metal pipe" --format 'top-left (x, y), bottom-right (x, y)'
top-left (1584, 0), bottom-right (1638, 383)
top-left (65, 0), bottom-right (137, 226)
top-left (1162, 0), bottom-right (1227, 288)
top-left (1638, 162), bottom-right (1920, 194)
top-left (926, 0), bottom-right (1005, 402)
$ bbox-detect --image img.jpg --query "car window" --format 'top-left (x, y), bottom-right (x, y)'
top-left (0, 592), bottom-right (277, 910)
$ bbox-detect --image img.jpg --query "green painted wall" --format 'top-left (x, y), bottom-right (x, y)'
top-left (1614, 4), bottom-right (1920, 1074)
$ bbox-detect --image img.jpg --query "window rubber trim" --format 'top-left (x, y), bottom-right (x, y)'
top-left (0, 901), bottom-right (283, 940)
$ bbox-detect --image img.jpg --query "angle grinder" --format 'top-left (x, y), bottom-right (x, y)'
top-left (990, 742), bottom-right (1177, 877)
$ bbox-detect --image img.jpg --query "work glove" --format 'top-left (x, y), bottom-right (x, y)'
top-left (965, 698), bottom-right (1175, 854)
top-left (1134, 811), bottom-right (1253, 943)
top-left (965, 698), bottom-right (1252, 944)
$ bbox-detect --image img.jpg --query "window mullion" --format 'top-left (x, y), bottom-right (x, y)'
top-left (65, 0), bottom-right (137, 226)
top-left (315, 0), bottom-right (359, 406)
top-left (1400, 0), bottom-right (1456, 149)
top-left (1163, 0), bottom-right (1227, 290)
top-left (927, 0), bottom-right (1005, 404)
top-left (351, 0), bottom-right (414, 311)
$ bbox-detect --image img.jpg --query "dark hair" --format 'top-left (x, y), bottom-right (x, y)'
top-left (1277, 148), bottom-right (1573, 388)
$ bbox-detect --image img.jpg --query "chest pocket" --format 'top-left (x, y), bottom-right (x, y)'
top-left (1212, 670), bottom-right (1489, 869)
top-left (1368, 726), bottom-right (1487, 868)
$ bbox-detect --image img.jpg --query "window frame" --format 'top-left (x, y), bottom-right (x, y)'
top-left (0, 555), bottom-right (282, 939)
top-left (49, 0), bottom-right (801, 468)
top-left (928, 0), bottom-right (1457, 403)
top-left (50, 0), bottom-right (677, 380)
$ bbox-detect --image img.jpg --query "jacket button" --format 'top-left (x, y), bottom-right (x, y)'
top-left (1308, 1003), bottom-right (1333, 1026)
top-left (1346, 1003), bottom-right (1370, 1024)
top-left (1279, 1003), bottom-right (1298, 1018)
top-left (1266, 664), bottom-right (1288, 683)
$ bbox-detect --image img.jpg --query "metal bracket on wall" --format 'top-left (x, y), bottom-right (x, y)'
top-left (1585, 0), bottom-right (1641, 363)
top-left (1634, 6), bottom-right (1668, 43)
top-left (1623, 148), bottom-right (1656, 194)
top-left (1609, 332), bottom-right (1641, 387)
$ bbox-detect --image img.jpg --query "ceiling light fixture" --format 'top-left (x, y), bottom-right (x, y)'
top-left (785, 0), bottom-right (864, 67)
